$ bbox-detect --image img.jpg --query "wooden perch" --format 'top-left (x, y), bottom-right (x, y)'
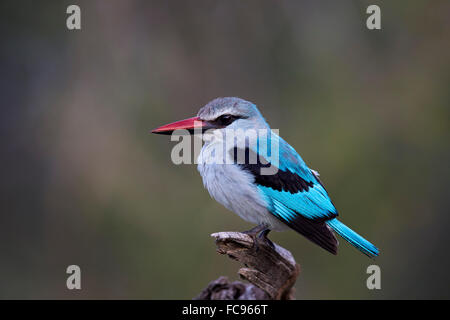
top-left (195, 231), bottom-right (300, 300)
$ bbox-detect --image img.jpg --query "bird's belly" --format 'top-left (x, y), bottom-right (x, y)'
top-left (197, 162), bottom-right (286, 231)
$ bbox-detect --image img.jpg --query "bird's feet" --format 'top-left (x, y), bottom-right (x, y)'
top-left (242, 224), bottom-right (266, 238)
top-left (242, 225), bottom-right (275, 252)
top-left (258, 228), bottom-right (275, 250)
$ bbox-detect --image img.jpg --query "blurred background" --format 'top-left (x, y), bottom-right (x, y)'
top-left (0, 0), bottom-right (449, 299)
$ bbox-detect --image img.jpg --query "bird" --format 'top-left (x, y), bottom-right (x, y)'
top-left (152, 97), bottom-right (379, 258)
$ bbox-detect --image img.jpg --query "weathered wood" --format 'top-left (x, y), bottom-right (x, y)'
top-left (194, 276), bottom-right (269, 300)
top-left (196, 231), bottom-right (300, 300)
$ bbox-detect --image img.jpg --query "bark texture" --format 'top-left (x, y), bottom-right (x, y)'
top-left (195, 231), bottom-right (300, 300)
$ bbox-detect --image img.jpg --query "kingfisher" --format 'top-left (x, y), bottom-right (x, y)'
top-left (152, 97), bottom-right (379, 258)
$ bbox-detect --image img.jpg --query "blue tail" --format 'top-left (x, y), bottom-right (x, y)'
top-left (326, 219), bottom-right (379, 258)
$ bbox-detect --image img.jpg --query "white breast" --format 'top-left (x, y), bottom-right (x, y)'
top-left (197, 142), bottom-right (287, 231)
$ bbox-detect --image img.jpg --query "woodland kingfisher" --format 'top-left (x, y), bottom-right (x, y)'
top-left (152, 97), bottom-right (379, 258)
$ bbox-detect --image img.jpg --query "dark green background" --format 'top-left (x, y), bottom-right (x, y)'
top-left (0, 0), bottom-right (449, 299)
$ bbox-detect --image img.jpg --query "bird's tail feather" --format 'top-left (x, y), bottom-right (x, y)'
top-left (326, 219), bottom-right (379, 258)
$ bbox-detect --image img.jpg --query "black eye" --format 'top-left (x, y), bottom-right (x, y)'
top-left (216, 114), bottom-right (236, 126)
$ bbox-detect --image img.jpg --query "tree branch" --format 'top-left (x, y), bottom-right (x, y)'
top-left (195, 231), bottom-right (300, 300)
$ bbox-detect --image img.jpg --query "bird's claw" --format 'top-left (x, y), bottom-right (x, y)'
top-left (258, 228), bottom-right (275, 250)
top-left (242, 224), bottom-right (266, 238)
top-left (242, 225), bottom-right (274, 252)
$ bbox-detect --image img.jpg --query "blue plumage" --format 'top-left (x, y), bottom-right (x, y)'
top-left (326, 219), bottom-right (379, 258)
top-left (239, 115), bottom-right (379, 257)
top-left (154, 97), bottom-right (379, 258)
top-left (250, 133), bottom-right (338, 219)
top-left (249, 128), bottom-right (379, 257)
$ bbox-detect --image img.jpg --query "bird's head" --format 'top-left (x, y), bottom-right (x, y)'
top-left (151, 97), bottom-right (269, 138)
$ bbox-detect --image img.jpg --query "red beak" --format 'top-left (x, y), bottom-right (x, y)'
top-left (151, 116), bottom-right (204, 135)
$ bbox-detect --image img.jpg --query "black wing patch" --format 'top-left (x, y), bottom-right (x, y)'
top-left (231, 147), bottom-right (338, 254)
top-left (285, 214), bottom-right (338, 255)
top-left (231, 147), bottom-right (314, 193)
